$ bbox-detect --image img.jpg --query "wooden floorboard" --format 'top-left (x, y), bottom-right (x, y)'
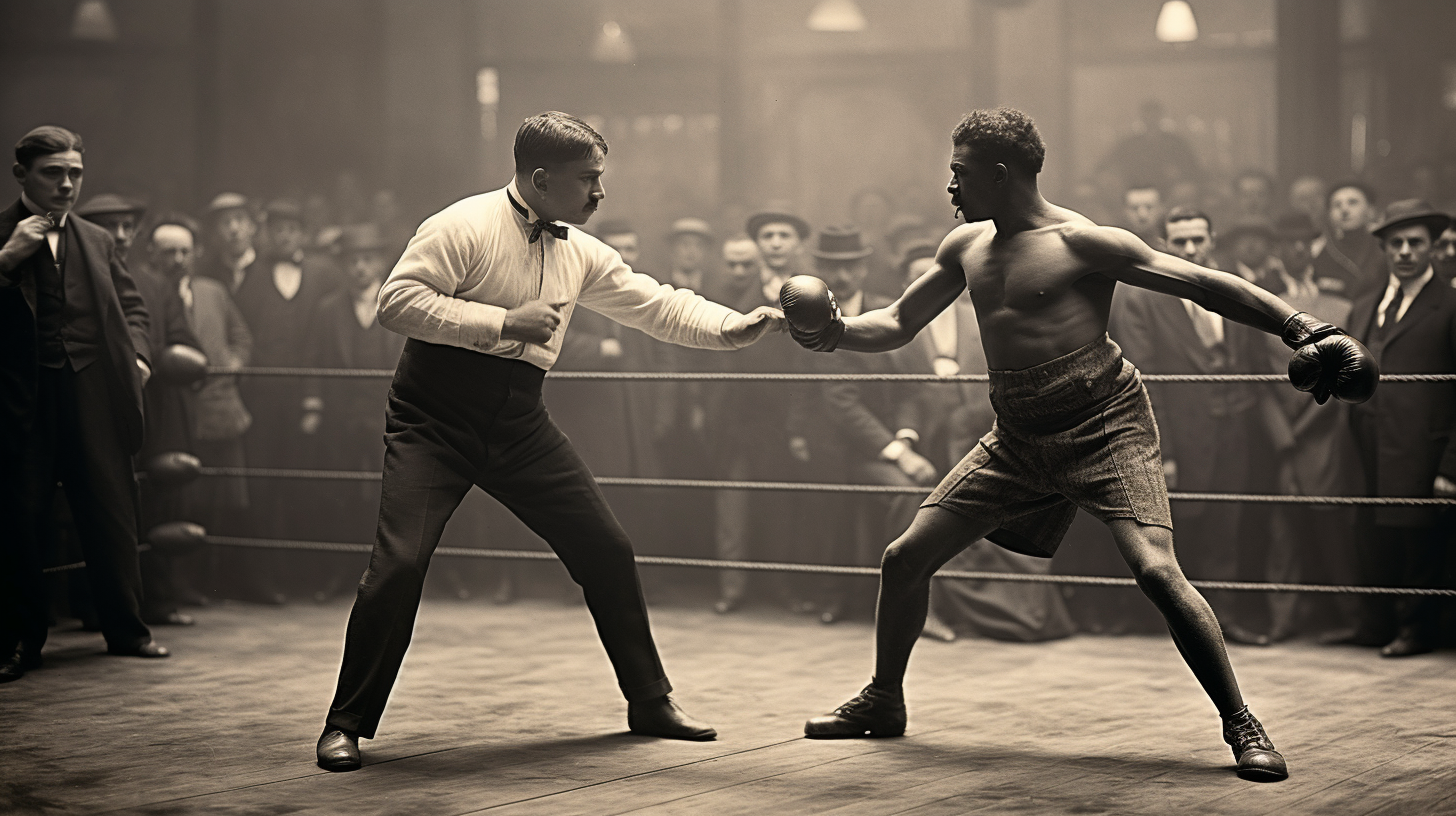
top-left (2, 596), bottom-right (1454, 815)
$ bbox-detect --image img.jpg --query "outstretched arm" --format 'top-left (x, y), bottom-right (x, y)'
top-left (1075, 225), bottom-right (1297, 335)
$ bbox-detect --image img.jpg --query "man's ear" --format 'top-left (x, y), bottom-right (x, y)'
top-left (993, 163), bottom-right (1009, 187)
top-left (12, 163), bottom-right (25, 182)
top-left (531, 167), bottom-right (550, 195)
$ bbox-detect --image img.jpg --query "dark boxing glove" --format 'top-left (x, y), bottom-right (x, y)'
top-left (780, 275), bottom-right (844, 352)
top-left (1282, 312), bottom-right (1379, 405)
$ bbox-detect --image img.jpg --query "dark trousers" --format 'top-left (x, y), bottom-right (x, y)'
top-left (326, 341), bottom-right (671, 738)
top-left (0, 362), bottom-right (150, 656)
top-left (1355, 520), bottom-right (1451, 642)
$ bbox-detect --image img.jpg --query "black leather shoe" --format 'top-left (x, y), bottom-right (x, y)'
top-left (1380, 631), bottom-right (1434, 658)
top-left (144, 611), bottom-right (196, 626)
top-left (1223, 706), bottom-right (1288, 781)
top-left (804, 683), bottom-right (907, 738)
top-left (317, 727), bottom-right (362, 771)
top-left (108, 640), bottom-right (170, 658)
top-left (1222, 623), bottom-right (1271, 647)
top-left (628, 695), bottom-right (717, 741)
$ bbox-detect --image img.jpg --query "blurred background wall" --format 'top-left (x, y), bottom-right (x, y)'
top-left (1, 0), bottom-right (1454, 257)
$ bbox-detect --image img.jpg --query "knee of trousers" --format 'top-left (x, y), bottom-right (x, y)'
top-left (360, 558), bottom-right (429, 595)
top-left (560, 535), bottom-right (639, 586)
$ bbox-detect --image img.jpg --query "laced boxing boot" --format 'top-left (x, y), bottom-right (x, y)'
top-left (804, 682), bottom-right (907, 738)
top-left (1222, 706), bottom-right (1288, 781)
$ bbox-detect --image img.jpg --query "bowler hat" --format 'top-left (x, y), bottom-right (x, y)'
top-left (1370, 199), bottom-right (1452, 241)
top-left (746, 210), bottom-right (811, 242)
top-left (669, 217), bottom-right (713, 239)
top-left (338, 223), bottom-right (386, 254)
top-left (75, 193), bottom-right (145, 219)
top-left (811, 225), bottom-right (873, 261)
top-left (1273, 211), bottom-right (1321, 242)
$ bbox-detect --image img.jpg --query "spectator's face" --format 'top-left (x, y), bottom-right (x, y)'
top-left (90, 212), bottom-right (139, 253)
top-left (1329, 187), bottom-right (1373, 234)
top-left (671, 233), bottom-right (709, 273)
top-left (602, 232), bottom-right (639, 267)
top-left (721, 239), bottom-right (761, 290)
top-left (533, 148), bottom-right (605, 225)
top-left (149, 224), bottom-right (196, 280)
top-left (268, 217), bottom-right (306, 258)
top-left (1164, 218), bottom-right (1213, 266)
top-left (1382, 224), bottom-right (1433, 281)
top-left (15, 150), bottom-right (83, 215)
top-left (214, 209), bottom-right (256, 256)
top-left (755, 223), bottom-right (801, 270)
top-left (1278, 237), bottom-right (1314, 274)
top-left (1435, 227), bottom-right (1456, 277)
top-left (344, 249), bottom-right (387, 291)
top-left (1233, 233), bottom-right (1272, 269)
top-left (817, 257), bottom-right (869, 298)
top-left (1288, 178), bottom-right (1327, 224)
top-left (1235, 177), bottom-right (1271, 217)
top-left (905, 256), bottom-right (937, 287)
top-left (1123, 188), bottom-right (1163, 234)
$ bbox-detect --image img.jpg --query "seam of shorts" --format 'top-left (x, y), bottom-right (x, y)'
top-left (921, 440), bottom-right (993, 510)
top-left (1100, 404), bottom-right (1142, 524)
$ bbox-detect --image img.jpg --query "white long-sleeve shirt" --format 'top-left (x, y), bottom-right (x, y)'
top-left (377, 180), bottom-right (747, 370)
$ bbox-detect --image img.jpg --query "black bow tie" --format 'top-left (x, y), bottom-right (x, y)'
top-left (508, 191), bottom-right (568, 243)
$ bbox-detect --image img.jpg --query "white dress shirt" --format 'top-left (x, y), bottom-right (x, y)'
top-left (1375, 266), bottom-right (1434, 328)
top-left (21, 192), bottom-right (66, 258)
top-left (272, 260), bottom-right (302, 301)
top-left (376, 180), bottom-right (747, 371)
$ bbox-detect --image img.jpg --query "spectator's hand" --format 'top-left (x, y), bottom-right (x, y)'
top-left (501, 300), bottom-right (566, 345)
top-left (0, 215), bottom-right (53, 273)
top-left (301, 411), bottom-right (321, 435)
top-left (1435, 474), bottom-right (1456, 497)
top-left (136, 356), bottom-right (151, 387)
top-left (723, 306), bottom-right (785, 347)
top-left (895, 449), bottom-right (939, 486)
top-left (599, 337), bottom-right (623, 359)
top-left (789, 436), bottom-right (811, 463)
top-left (1162, 458), bottom-right (1178, 489)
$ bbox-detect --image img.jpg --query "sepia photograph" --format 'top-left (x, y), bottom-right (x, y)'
top-left (2, 1), bottom-right (1455, 813)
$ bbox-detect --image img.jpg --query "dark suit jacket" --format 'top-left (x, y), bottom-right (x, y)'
top-left (0, 200), bottom-right (150, 454)
top-left (908, 296), bottom-right (993, 469)
top-left (1348, 272), bottom-right (1456, 527)
top-left (130, 264), bottom-right (201, 458)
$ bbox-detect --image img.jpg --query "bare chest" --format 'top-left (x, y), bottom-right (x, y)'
top-left (959, 232), bottom-right (1091, 312)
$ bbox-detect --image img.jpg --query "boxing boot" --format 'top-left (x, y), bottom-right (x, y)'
top-left (804, 682), bottom-right (907, 738)
top-left (1222, 706), bottom-right (1288, 781)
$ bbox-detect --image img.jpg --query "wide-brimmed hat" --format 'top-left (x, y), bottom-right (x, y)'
top-left (1274, 211), bottom-right (1321, 242)
top-left (669, 217), bottom-right (713, 239)
top-left (1370, 199), bottom-right (1452, 241)
top-left (338, 223), bottom-right (386, 254)
top-left (811, 225), bottom-right (873, 260)
top-left (1222, 215), bottom-right (1276, 242)
top-left (75, 193), bottom-right (145, 218)
top-left (746, 210), bottom-right (811, 241)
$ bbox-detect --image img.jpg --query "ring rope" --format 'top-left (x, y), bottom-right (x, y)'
top-left (193, 466), bottom-right (1456, 507)
top-left (196, 535), bottom-right (1456, 597)
top-left (209, 366), bottom-right (1455, 383)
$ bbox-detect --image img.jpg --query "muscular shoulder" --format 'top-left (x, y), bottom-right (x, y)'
top-left (1057, 222), bottom-right (1149, 262)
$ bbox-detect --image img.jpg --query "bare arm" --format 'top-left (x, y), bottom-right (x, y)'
top-left (834, 238), bottom-right (970, 353)
top-left (1075, 225), bottom-right (1299, 335)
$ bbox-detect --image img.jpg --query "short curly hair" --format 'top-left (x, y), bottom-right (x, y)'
top-left (951, 108), bottom-right (1045, 175)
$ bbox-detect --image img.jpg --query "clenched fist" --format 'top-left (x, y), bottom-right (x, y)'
top-left (501, 300), bottom-right (567, 345)
top-left (0, 215), bottom-right (54, 274)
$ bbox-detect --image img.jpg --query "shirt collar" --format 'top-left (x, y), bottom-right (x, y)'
top-left (505, 179), bottom-right (544, 225)
top-left (21, 192), bottom-right (67, 227)
top-left (1388, 266), bottom-right (1434, 300)
top-left (230, 246), bottom-right (257, 272)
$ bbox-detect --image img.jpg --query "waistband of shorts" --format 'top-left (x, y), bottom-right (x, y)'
top-left (988, 334), bottom-right (1123, 390)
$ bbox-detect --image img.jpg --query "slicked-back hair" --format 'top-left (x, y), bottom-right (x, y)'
top-left (1327, 180), bottom-right (1377, 208)
top-left (148, 212), bottom-right (202, 247)
top-left (1163, 206), bottom-right (1213, 238)
top-left (514, 112), bottom-right (608, 173)
top-left (15, 125), bottom-right (84, 169)
top-left (951, 108), bottom-right (1045, 175)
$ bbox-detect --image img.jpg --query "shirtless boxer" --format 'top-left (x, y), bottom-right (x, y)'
top-left (787, 108), bottom-right (1376, 782)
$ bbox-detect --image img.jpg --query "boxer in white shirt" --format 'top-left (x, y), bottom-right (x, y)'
top-left (317, 112), bottom-right (783, 771)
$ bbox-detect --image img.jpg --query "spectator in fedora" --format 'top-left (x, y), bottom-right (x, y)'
top-left (746, 208), bottom-right (811, 299)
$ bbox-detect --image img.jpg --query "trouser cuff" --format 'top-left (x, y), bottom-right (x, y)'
top-left (326, 709), bottom-right (374, 739)
top-left (621, 676), bottom-right (672, 702)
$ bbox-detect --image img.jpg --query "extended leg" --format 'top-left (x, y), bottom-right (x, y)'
top-left (1106, 519), bottom-right (1287, 781)
top-left (804, 506), bottom-right (997, 738)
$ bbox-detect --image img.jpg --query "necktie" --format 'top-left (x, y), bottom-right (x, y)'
top-left (507, 191), bottom-right (568, 243)
top-left (1381, 288), bottom-right (1405, 332)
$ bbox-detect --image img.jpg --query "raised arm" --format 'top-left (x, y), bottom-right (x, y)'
top-left (1075, 224), bottom-right (1297, 335)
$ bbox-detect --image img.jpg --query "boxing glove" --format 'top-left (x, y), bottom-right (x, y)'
top-left (1282, 312), bottom-right (1379, 405)
top-left (780, 275), bottom-right (844, 352)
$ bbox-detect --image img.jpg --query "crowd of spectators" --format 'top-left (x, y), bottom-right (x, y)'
top-left (30, 115), bottom-right (1456, 663)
